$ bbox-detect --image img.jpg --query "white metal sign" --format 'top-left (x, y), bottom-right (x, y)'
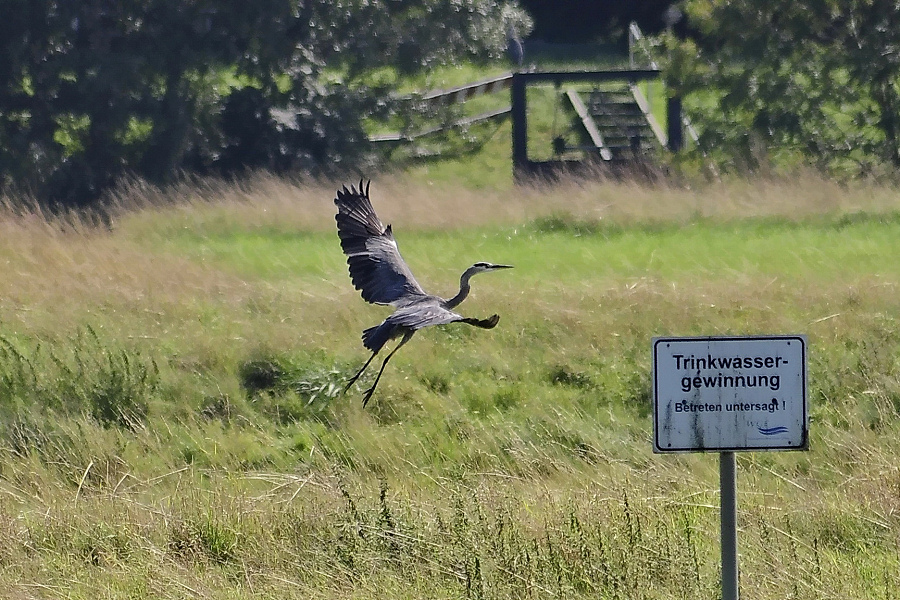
top-left (653, 335), bottom-right (807, 453)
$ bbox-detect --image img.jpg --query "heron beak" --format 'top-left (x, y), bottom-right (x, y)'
top-left (491, 264), bottom-right (514, 270)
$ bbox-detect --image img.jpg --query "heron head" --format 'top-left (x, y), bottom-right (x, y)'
top-left (469, 262), bottom-right (514, 275)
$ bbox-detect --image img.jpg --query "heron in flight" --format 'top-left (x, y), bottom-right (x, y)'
top-left (334, 181), bottom-right (512, 406)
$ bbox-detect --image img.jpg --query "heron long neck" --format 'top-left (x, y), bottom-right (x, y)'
top-left (444, 269), bottom-right (475, 309)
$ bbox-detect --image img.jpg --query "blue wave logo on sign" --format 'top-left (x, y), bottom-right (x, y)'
top-left (758, 426), bottom-right (789, 436)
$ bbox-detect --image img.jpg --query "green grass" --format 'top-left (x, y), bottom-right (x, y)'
top-left (1, 174), bottom-right (900, 598)
top-left (141, 208), bottom-right (900, 285)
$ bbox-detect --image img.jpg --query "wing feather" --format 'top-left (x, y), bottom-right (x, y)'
top-left (387, 302), bottom-right (463, 330)
top-left (334, 181), bottom-right (427, 305)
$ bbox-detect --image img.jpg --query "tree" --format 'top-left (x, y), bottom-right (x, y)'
top-left (666, 0), bottom-right (900, 176)
top-left (0, 0), bottom-right (531, 205)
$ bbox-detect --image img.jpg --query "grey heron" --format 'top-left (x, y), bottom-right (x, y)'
top-left (506, 24), bottom-right (524, 68)
top-left (334, 181), bottom-right (512, 406)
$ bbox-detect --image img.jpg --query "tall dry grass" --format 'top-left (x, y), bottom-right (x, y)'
top-left (70, 169), bottom-right (900, 234)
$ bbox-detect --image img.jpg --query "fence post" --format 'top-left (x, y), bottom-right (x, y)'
top-left (511, 73), bottom-right (528, 179)
top-left (666, 96), bottom-right (683, 152)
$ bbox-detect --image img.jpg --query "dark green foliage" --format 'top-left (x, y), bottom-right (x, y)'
top-left (0, 330), bottom-right (157, 430)
top-left (548, 364), bottom-right (594, 389)
top-left (238, 358), bottom-right (285, 396)
top-left (238, 352), bottom-right (344, 421)
top-left (666, 0), bottom-right (900, 176)
top-left (0, 1), bottom-right (531, 205)
top-left (83, 349), bottom-right (155, 429)
top-left (619, 368), bottom-right (652, 418)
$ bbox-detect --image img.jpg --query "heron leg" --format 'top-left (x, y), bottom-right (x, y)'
top-left (343, 350), bottom-right (379, 394)
top-left (362, 331), bottom-right (414, 407)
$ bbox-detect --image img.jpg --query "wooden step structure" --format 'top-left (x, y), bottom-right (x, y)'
top-left (364, 66), bottom-right (686, 179)
top-left (510, 69), bottom-right (678, 179)
top-left (564, 83), bottom-right (667, 162)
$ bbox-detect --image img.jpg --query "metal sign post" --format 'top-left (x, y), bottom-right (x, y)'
top-left (720, 451), bottom-right (738, 600)
top-left (652, 335), bottom-right (808, 600)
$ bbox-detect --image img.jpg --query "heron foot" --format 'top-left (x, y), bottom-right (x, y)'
top-left (344, 351), bottom-right (379, 394)
top-left (463, 314), bottom-right (500, 329)
top-left (343, 370), bottom-right (360, 394)
top-left (361, 385), bottom-right (377, 407)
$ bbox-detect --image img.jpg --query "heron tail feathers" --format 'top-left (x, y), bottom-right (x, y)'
top-left (362, 322), bottom-right (394, 353)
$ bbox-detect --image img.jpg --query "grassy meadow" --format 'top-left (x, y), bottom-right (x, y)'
top-left (1, 173), bottom-right (900, 598)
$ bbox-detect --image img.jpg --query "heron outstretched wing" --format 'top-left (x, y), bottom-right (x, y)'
top-left (334, 181), bottom-right (427, 306)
